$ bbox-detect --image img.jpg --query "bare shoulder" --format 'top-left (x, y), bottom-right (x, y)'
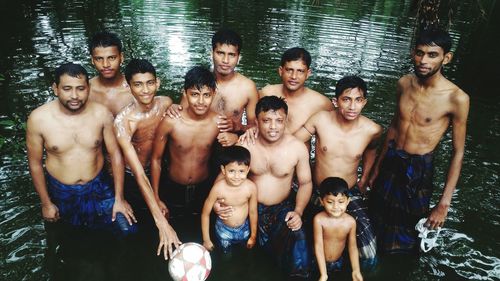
top-left (359, 115), bottom-right (383, 135)
top-left (156, 95), bottom-right (174, 107)
top-left (343, 212), bottom-right (356, 226)
top-left (259, 84), bottom-right (282, 97)
top-left (449, 86), bottom-right (470, 105)
top-left (313, 211), bottom-right (328, 224)
top-left (235, 73), bottom-right (257, 90)
top-left (285, 134), bottom-right (309, 154)
top-left (114, 103), bottom-right (135, 125)
top-left (398, 74), bottom-right (413, 87)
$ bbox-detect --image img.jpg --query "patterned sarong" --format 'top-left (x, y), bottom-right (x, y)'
top-left (215, 218), bottom-right (250, 253)
top-left (369, 140), bottom-right (434, 253)
top-left (258, 201), bottom-right (311, 278)
top-left (347, 186), bottom-right (377, 267)
top-left (46, 171), bottom-right (136, 234)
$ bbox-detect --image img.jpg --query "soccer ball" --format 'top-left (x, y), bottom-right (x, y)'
top-left (168, 242), bottom-right (212, 281)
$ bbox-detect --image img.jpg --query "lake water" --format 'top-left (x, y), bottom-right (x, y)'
top-left (1, 0), bottom-right (499, 280)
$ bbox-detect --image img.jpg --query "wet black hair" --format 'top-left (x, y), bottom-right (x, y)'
top-left (319, 177), bottom-right (349, 198)
top-left (255, 96), bottom-right (288, 116)
top-left (54, 63), bottom-right (89, 85)
top-left (183, 66), bottom-right (217, 91)
top-left (124, 59), bottom-right (156, 84)
top-left (212, 28), bottom-right (242, 53)
top-left (280, 47), bottom-right (312, 68)
top-left (415, 28), bottom-right (452, 54)
top-left (335, 75), bottom-right (368, 98)
top-left (219, 146), bottom-right (251, 167)
top-left (89, 31), bottom-right (123, 53)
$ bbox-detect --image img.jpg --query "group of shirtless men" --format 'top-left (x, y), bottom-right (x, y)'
top-left (26, 28), bottom-right (469, 280)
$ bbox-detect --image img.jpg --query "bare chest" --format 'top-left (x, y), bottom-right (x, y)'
top-left (44, 121), bottom-right (103, 153)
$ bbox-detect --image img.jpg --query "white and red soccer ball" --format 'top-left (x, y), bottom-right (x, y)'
top-left (168, 242), bottom-right (212, 281)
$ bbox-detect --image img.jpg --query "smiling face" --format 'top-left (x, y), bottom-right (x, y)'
top-left (333, 87), bottom-right (367, 121)
top-left (320, 193), bottom-right (350, 218)
top-left (91, 46), bottom-right (123, 79)
top-left (129, 72), bottom-right (159, 106)
top-left (257, 109), bottom-right (286, 143)
top-left (212, 43), bottom-right (239, 77)
top-left (53, 74), bottom-right (90, 112)
top-left (184, 86), bottom-right (215, 116)
top-left (413, 44), bottom-right (451, 79)
top-left (278, 59), bottom-right (311, 92)
top-left (220, 162), bottom-right (250, 187)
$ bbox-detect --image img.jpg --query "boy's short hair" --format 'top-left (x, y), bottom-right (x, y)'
top-left (124, 59), bottom-right (156, 84)
top-left (319, 177), bottom-right (349, 198)
top-left (335, 75), bottom-right (368, 98)
top-left (219, 146), bottom-right (251, 167)
top-left (212, 28), bottom-right (242, 53)
top-left (415, 28), bottom-right (452, 54)
top-left (280, 47), bottom-right (312, 68)
top-left (183, 66), bottom-right (217, 92)
top-left (255, 96), bottom-right (288, 116)
top-left (89, 31), bottom-right (123, 53)
top-left (54, 63), bottom-right (89, 85)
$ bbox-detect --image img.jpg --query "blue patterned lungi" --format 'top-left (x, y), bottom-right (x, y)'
top-left (46, 171), bottom-right (136, 235)
top-left (258, 200), bottom-right (311, 278)
top-left (369, 141), bottom-right (434, 253)
top-left (347, 186), bottom-right (377, 268)
top-left (215, 217), bottom-right (250, 253)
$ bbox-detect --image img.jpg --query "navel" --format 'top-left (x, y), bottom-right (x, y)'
top-left (425, 117), bottom-right (432, 123)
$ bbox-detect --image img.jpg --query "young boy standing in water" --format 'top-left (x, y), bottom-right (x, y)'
top-left (114, 59), bottom-right (181, 258)
top-left (314, 177), bottom-right (363, 281)
top-left (151, 66), bottom-right (220, 218)
top-left (201, 146), bottom-right (258, 253)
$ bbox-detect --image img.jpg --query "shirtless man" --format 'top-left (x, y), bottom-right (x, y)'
top-left (368, 29), bottom-right (470, 254)
top-left (168, 28), bottom-right (259, 146)
top-left (88, 31), bottom-right (134, 116)
top-left (295, 76), bottom-right (382, 267)
top-left (151, 66), bottom-right (220, 217)
top-left (239, 96), bottom-right (313, 278)
top-left (114, 59), bottom-right (180, 258)
top-left (259, 47), bottom-right (332, 134)
top-left (27, 63), bottom-right (134, 234)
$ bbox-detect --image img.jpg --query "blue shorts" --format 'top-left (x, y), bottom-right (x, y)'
top-left (46, 170), bottom-right (137, 235)
top-left (326, 257), bottom-right (344, 272)
top-left (214, 218), bottom-right (250, 253)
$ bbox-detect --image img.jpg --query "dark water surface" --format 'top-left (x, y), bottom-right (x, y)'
top-left (1, 0), bottom-right (499, 280)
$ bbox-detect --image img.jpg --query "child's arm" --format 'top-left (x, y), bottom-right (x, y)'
top-left (246, 182), bottom-right (258, 249)
top-left (201, 185), bottom-right (219, 251)
top-left (313, 214), bottom-right (328, 281)
top-left (347, 218), bottom-right (363, 281)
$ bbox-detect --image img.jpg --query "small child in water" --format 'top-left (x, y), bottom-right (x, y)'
top-left (201, 146), bottom-right (258, 253)
top-left (313, 177), bottom-right (363, 281)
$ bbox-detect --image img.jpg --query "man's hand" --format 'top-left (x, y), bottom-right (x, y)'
top-left (285, 211), bottom-right (302, 231)
top-left (246, 236), bottom-right (256, 249)
top-left (319, 275), bottom-right (328, 281)
top-left (203, 240), bottom-right (215, 251)
top-left (217, 115), bottom-right (233, 132)
top-left (427, 202), bottom-right (449, 229)
top-left (217, 132), bottom-right (238, 147)
top-left (156, 219), bottom-right (182, 259)
top-left (213, 198), bottom-right (233, 220)
top-left (112, 198), bottom-right (137, 225)
top-left (238, 127), bottom-right (258, 145)
top-left (42, 202), bottom-right (60, 223)
top-left (352, 270), bottom-right (363, 281)
top-left (166, 104), bottom-right (182, 119)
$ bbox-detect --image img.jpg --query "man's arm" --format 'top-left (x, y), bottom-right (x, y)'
top-left (151, 118), bottom-right (171, 204)
top-left (26, 113), bottom-right (59, 222)
top-left (427, 92), bottom-right (470, 229)
top-left (293, 116), bottom-right (316, 144)
top-left (313, 215), bottom-right (328, 281)
top-left (285, 142), bottom-right (313, 231)
top-left (358, 126), bottom-right (383, 193)
top-left (114, 117), bottom-right (181, 258)
top-left (242, 84), bottom-right (259, 131)
top-left (102, 110), bottom-right (136, 225)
